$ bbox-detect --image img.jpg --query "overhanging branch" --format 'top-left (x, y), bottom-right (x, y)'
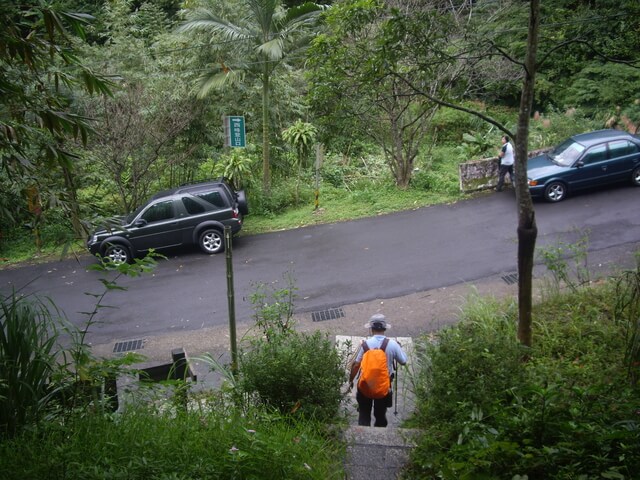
top-left (390, 71), bottom-right (514, 140)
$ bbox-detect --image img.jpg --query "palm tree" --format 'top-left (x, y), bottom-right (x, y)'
top-left (177, 0), bottom-right (323, 193)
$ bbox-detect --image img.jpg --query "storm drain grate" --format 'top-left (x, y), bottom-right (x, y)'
top-left (113, 339), bottom-right (145, 353)
top-left (311, 307), bottom-right (345, 322)
top-left (502, 273), bottom-right (519, 285)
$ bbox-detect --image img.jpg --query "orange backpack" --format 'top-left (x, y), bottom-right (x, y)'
top-left (357, 338), bottom-right (390, 399)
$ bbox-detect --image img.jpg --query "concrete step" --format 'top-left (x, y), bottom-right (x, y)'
top-left (343, 426), bottom-right (420, 480)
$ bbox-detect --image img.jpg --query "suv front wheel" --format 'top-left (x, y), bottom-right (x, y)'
top-left (104, 243), bottom-right (131, 264)
top-left (199, 228), bottom-right (224, 254)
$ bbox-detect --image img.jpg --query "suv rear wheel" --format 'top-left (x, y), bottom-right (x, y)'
top-left (199, 228), bottom-right (224, 254)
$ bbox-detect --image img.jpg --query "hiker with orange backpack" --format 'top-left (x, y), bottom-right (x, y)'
top-left (348, 314), bottom-right (407, 427)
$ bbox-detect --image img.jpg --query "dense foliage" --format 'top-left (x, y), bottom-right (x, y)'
top-left (1, 0), bottom-right (638, 261)
top-left (408, 262), bottom-right (640, 479)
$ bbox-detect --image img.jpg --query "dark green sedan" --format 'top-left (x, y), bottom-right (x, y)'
top-left (527, 129), bottom-right (640, 202)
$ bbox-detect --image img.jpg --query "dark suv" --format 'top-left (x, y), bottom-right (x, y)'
top-left (87, 179), bottom-right (249, 263)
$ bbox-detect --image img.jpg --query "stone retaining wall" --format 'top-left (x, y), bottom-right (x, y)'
top-left (458, 148), bottom-right (550, 192)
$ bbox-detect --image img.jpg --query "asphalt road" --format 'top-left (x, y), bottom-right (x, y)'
top-left (1, 185), bottom-right (639, 345)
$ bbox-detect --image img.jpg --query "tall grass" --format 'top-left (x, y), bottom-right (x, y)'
top-left (0, 292), bottom-right (61, 438)
top-left (0, 404), bottom-right (344, 479)
top-left (613, 254), bottom-right (640, 385)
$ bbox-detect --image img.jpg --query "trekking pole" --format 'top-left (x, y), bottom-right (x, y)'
top-left (393, 359), bottom-right (399, 416)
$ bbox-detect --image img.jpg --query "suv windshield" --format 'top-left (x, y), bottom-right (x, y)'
top-left (549, 139), bottom-right (586, 166)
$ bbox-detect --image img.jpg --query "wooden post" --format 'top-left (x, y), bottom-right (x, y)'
top-left (314, 144), bottom-right (324, 210)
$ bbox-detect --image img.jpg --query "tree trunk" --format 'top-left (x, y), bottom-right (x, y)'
top-left (514, 0), bottom-right (541, 348)
top-left (61, 163), bottom-right (86, 237)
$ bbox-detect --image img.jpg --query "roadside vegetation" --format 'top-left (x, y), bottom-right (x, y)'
top-left (407, 252), bottom-right (640, 479)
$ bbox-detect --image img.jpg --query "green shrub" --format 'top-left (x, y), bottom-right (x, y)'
top-left (528, 109), bottom-right (602, 151)
top-left (321, 160), bottom-right (348, 188)
top-left (407, 277), bottom-right (640, 480)
top-left (559, 63), bottom-right (640, 114)
top-left (412, 295), bottom-right (524, 430)
top-left (247, 177), bottom-right (315, 216)
top-left (239, 331), bottom-right (347, 422)
top-left (320, 150), bottom-right (388, 189)
top-left (0, 293), bottom-right (60, 438)
top-left (249, 275), bottom-right (297, 341)
top-left (41, 209), bottom-right (76, 244)
top-left (431, 105), bottom-right (489, 144)
top-left (613, 257), bottom-right (640, 383)
top-left (197, 147), bottom-right (257, 191)
top-left (410, 167), bottom-right (459, 194)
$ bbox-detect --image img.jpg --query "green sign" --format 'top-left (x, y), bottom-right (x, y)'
top-left (224, 116), bottom-right (246, 148)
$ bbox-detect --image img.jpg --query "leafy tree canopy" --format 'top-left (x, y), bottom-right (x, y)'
top-left (0, 1), bottom-right (114, 178)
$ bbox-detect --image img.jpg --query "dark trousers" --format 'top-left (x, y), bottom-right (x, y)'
top-left (356, 389), bottom-right (392, 427)
top-left (496, 164), bottom-right (514, 191)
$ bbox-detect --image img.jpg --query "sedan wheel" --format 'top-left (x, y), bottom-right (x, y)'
top-left (199, 229), bottom-right (224, 254)
top-left (632, 166), bottom-right (640, 186)
top-left (104, 244), bottom-right (131, 264)
top-left (544, 181), bottom-right (566, 202)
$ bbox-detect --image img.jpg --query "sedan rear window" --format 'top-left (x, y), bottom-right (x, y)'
top-left (609, 140), bottom-right (638, 158)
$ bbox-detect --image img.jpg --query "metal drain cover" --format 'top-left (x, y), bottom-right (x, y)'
top-left (311, 307), bottom-right (345, 322)
top-left (502, 273), bottom-right (519, 285)
top-left (113, 339), bottom-right (145, 353)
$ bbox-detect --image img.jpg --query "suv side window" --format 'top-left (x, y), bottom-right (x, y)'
top-left (608, 140), bottom-right (638, 158)
top-left (141, 200), bottom-right (175, 223)
top-left (195, 190), bottom-right (226, 210)
top-left (181, 196), bottom-right (206, 214)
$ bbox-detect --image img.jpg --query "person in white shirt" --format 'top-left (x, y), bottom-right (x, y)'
top-left (496, 135), bottom-right (514, 192)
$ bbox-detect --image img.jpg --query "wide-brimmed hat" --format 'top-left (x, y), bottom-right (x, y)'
top-left (364, 313), bottom-right (391, 330)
